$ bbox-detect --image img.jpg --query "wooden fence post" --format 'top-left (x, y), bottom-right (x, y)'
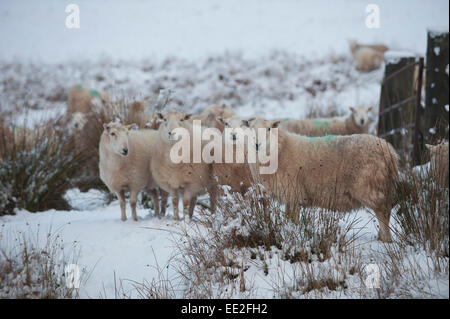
top-left (378, 52), bottom-right (416, 161)
top-left (424, 30), bottom-right (449, 144)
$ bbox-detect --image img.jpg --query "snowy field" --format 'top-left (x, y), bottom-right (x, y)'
top-left (0, 0), bottom-right (449, 299)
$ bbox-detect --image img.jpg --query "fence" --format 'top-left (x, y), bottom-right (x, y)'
top-left (377, 57), bottom-right (424, 165)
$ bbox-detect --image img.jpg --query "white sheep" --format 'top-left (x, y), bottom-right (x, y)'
top-left (99, 122), bottom-right (168, 221)
top-left (426, 142), bottom-right (449, 187)
top-left (205, 115), bottom-right (256, 195)
top-left (67, 85), bottom-right (109, 116)
top-left (192, 104), bottom-right (236, 131)
top-left (248, 118), bottom-right (399, 242)
top-left (151, 110), bottom-right (217, 220)
top-left (278, 106), bottom-right (373, 136)
top-left (349, 40), bottom-right (388, 72)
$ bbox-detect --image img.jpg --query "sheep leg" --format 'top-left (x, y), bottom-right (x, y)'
top-left (208, 185), bottom-right (217, 214)
top-left (160, 189), bottom-right (168, 216)
top-left (117, 190), bottom-right (127, 221)
top-left (183, 198), bottom-right (190, 221)
top-left (149, 189), bottom-right (160, 217)
top-left (130, 191), bottom-right (139, 221)
top-left (375, 209), bottom-right (392, 243)
top-left (188, 196), bottom-right (197, 220)
top-left (172, 196), bottom-right (180, 220)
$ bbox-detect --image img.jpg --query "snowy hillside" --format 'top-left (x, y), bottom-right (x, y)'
top-left (0, 0), bottom-right (448, 299)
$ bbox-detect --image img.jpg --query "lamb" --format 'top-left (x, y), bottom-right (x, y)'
top-left (426, 142), bottom-right (449, 187)
top-left (99, 122), bottom-right (168, 221)
top-left (247, 118), bottom-right (399, 242)
top-left (349, 40), bottom-right (388, 72)
top-left (278, 106), bottom-right (373, 136)
top-left (151, 110), bottom-right (216, 220)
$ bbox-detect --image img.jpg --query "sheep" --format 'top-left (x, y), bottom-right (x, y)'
top-left (99, 122), bottom-right (168, 221)
top-left (192, 104), bottom-right (236, 131)
top-left (349, 41), bottom-right (388, 72)
top-left (349, 40), bottom-right (389, 55)
top-left (278, 106), bottom-right (373, 136)
top-left (150, 110), bottom-right (216, 220)
top-left (426, 142), bottom-right (449, 187)
top-left (247, 118), bottom-right (399, 242)
top-left (207, 115), bottom-right (256, 195)
top-left (67, 84), bottom-right (109, 115)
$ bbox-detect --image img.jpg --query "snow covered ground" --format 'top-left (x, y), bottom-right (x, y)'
top-left (0, 0), bottom-right (448, 299)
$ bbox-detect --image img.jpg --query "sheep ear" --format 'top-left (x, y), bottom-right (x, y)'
top-left (367, 106), bottom-right (373, 112)
top-left (125, 124), bottom-right (137, 131)
top-left (271, 120), bottom-right (281, 128)
top-left (103, 123), bottom-right (110, 131)
top-left (242, 120), bottom-right (250, 127)
top-left (156, 112), bottom-right (164, 120)
top-left (184, 114), bottom-right (192, 120)
top-left (349, 106), bottom-right (356, 113)
top-left (218, 117), bottom-right (226, 125)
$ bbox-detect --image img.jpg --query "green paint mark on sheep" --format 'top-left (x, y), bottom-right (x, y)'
top-left (89, 89), bottom-right (100, 97)
top-left (313, 120), bottom-right (330, 130)
top-left (307, 134), bottom-right (336, 141)
top-left (76, 84), bottom-right (83, 89)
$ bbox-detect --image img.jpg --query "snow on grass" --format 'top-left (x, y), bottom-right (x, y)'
top-left (0, 196), bottom-right (184, 298)
top-left (0, 183), bottom-right (448, 298)
top-left (0, 53), bottom-right (383, 136)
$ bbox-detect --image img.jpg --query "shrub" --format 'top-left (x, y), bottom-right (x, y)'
top-left (393, 164), bottom-right (449, 261)
top-left (0, 116), bottom-right (87, 215)
top-left (174, 184), bottom-right (359, 297)
top-left (0, 227), bottom-right (82, 298)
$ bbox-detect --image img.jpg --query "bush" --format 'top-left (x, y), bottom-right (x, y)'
top-left (174, 184), bottom-right (359, 298)
top-left (393, 164), bottom-right (449, 260)
top-left (0, 227), bottom-right (82, 298)
top-left (0, 116), bottom-right (87, 215)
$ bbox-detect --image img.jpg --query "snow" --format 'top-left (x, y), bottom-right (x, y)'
top-left (0, 0), bottom-right (448, 63)
top-left (1, 0), bottom-right (448, 299)
top-left (385, 50), bottom-right (417, 65)
top-left (1, 191), bottom-right (183, 298)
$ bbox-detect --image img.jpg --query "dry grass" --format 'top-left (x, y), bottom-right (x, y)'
top-left (0, 114), bottom-right (87, 215)
top-left (170, 184), bottom-right (361, 298)
top-left (393, 165), bottom-right (449, 261)
top-left (0, 227), bottom-right (82, 298)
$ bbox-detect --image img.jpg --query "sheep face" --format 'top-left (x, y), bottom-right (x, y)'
top-left (219, 116), bottom-right (254, 144)
top-left (157, 111), bottom-right (192, 144)
top-left (349, 106), bottom-right (372, 128)
top-left (102, 122), bottom-right (130, 157)
top-left (247, 118), bottom-right (280, 153)
top-left (70, 112), bottom-right (87, 131)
